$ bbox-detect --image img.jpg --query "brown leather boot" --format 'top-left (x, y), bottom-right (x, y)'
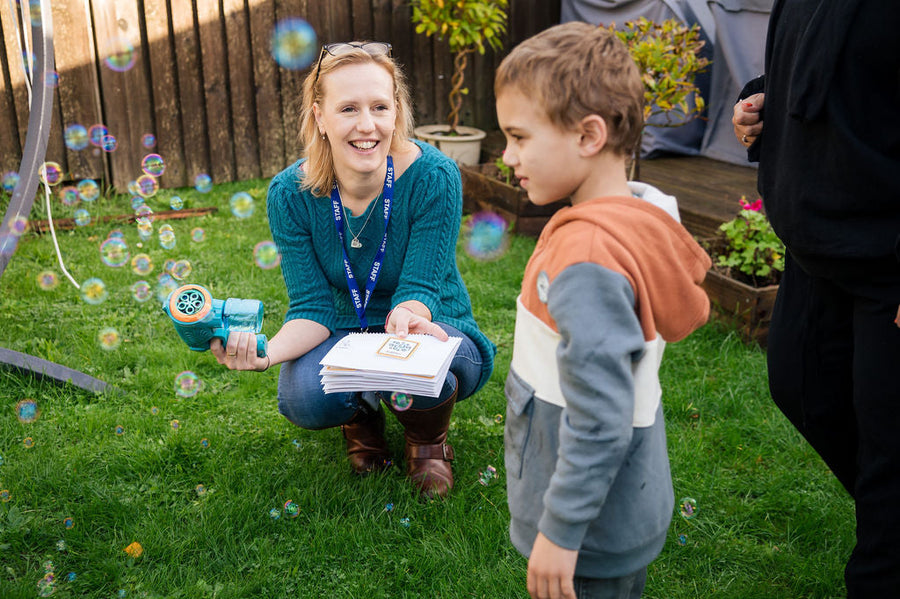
top-left (387, 389), bottom-right (457, 499)
top-left (341, 405), bottom-right (391, 475)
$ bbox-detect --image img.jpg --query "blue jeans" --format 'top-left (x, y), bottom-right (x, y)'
top-left (573, 567), bottom-right (647, 599)
top-left (277, 323), bottom-right (484, 430)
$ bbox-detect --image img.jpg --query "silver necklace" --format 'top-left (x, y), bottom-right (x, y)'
top-left (342, 198), bottom-right (376, 249)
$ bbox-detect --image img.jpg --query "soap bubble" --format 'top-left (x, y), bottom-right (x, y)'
top-left (2, 171), bottom-right (20, 192)
top-left (101, 134), bottom-right (118, 152)
top-left (269, 508), bottom-right (281, 520)
top-left (195, 484), bottom-right (207, 496)
top-left (494, 413), bottom-right (504, 424)
top-left (141, 153), bottom-right (165, 176)
top-left (462, 212), bottom-right (510, 261)
top-left (136, 174), bottom-right (159, 198)
top-left (63, 517), bottom-right (74, 529)
top-left (384, 503), bottom-right (394, 512)
top-left (59, 186), bottom-right (79, 206)
top-left (170, 419), bottom-right (180, 430)
top-left (162, 258), bottom-right (176, 273)
top-left (100, 237), bottom-right (130, 267)
top-left (88, 124), bottom-right (108, 147)
top-left (150, 406), bottom-right (159, 415)
top-left (174, 371), bottom-right (201, 398)
top-left (64, 123), bottom-right (89, 150)
top-left (0, 489), bottom-right (9, 502)
top-left (191, 227), bottom-right (206, 243)
top-left (678, 534), bottom-right (687, 545)
top-left (108, 229), bottom-right (125, 239)
top-left (170, 259), bottom-right (192, 281)
top-left (679, 497), bottom-right (698, 520)
top-left (15, 398), bottom-right (40, 423)
top-left (37, 271), bottom-right (58, 290)
top-left (170, 196), bottom-right (183, 210)
top-left (130, 280), bottom-right (152, 302)
top-left (23, 437), bottom-right (34, 448)
top-left (98, 327), bottom-right (122, 350)
top-left (389, 392), bottom-right (413, 412)
top-left (283, 500), bottom-right (300, 518)
top-left (114, 425), bottom-right (125, 436)
top-left (271, 18), bottom-right (317, 70)
top-left (200, 438), bottom-right (209, 448)
top-left (80, 277), bottom-right (108, 304)
top-left (141, 133), bottom-right (156, 148)
top-left (74, 208), bottom-right (91, 226)
top-left (478, 465), bottom-right (498, 486)
top-left (131, 253), bottom-right (153, 275)
top-left (135, 204), bottom-right (155, 225)
top-left (253, 240), bottom-right (281, 270)
top-left (159, 228), bottom-right (176, 250)
top-left (399, 517), bottom-right (410, 528)
top-left (56, 539), bottom-right (67, 551)
top-left (39, 162), bottom-right (62, 185)
top-left (104, 36), bottom-right (136, 72)
top-left (156, 272), bottom-right (179, 303)
top-left (137, 220), bottom-right (153, 241)
top-left (193, 173), bottom-right (212, 193)
top-left (77, 178), bottom-right (100, 202)
top-left (230, 192), bottom-right (254, 218)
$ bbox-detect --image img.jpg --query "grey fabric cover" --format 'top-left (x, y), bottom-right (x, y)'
top-left (560, 0), bottom-right (715, 158)
top-left (698, 0), bottom-right (773, 165)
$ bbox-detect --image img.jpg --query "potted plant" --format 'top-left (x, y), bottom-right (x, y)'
top-left (410, 0), bottom-right (508, 165)
top-left (702, 197), bottom-right (784, 346)
top-left (611, 17), bottom-right (710, 180)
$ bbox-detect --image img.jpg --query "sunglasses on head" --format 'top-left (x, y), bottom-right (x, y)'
top-left (313, 41), bottom-right (393, 85)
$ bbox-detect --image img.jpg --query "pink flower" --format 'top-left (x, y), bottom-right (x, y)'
top-left (739, 197), bottom-right (763, 212)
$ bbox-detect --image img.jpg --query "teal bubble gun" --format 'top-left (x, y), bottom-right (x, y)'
top-left (163, 284), bottom-right (267, 357)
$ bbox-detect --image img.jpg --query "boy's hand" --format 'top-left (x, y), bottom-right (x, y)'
top-left (527, 532), bottom-right (578, 599)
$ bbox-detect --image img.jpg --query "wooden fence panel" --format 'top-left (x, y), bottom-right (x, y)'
top-left (0, 0), bottom-right (561, 195)
top-left (248, 0), bottom-right (284, 177)
top-left (90, 0), bottom-right (156, 190)
top-left (171, 0), bottom-right (210, 189)
top-left (52, 0), bottom-right (106, 183)
top-left (144, 0), bottom-right (187, 188)
top-left (197, 1), bottom-right (235, 185)
top-left (0, 4), bottom-right (23, 176)
top-left (223, 0), bottom-right (262, 182)
top-left (1, 1), bottom-right (31, 169)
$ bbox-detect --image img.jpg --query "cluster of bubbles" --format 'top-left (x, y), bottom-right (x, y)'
top-left (36, 559), bottom-right (56, 597)
top-left (462, 212), bottom-right (510, 261)
top-left (270, 500), bottom-right (301, 520)
top-left (478, 465), bottom-right (498, 486)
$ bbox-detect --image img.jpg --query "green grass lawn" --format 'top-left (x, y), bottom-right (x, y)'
top-left (0, 179), bottom-right (853, 598)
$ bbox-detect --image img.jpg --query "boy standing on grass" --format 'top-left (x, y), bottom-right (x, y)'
top-left (496, 22), bottom-right (712, 599)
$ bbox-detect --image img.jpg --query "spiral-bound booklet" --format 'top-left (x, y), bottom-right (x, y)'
top-left (318, 333), bottom-right (462, 397)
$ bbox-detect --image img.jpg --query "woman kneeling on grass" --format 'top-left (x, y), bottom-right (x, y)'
top-left (209, 41), bottom-right (495, 499)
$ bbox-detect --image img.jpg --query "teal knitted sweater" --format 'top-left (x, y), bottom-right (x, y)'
top-left (266, 140), bottom-right (495, 392)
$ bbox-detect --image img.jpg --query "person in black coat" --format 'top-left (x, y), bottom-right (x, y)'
top-left (733, 1), bottom-right (900, 596)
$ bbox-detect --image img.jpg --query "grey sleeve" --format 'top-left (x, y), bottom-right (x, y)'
top-left (537, 262), bottom-right (647, 550)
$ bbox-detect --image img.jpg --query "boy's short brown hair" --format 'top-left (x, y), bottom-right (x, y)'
top-left (495, 22), bottom-right (644, 157)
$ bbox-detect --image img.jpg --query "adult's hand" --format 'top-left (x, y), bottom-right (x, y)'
top-left (385, 302), bottom-right (449, 341)
top-left (210, 332), bottom-right (270, 371)
top-left (733, 92), bottom-right (765, 147)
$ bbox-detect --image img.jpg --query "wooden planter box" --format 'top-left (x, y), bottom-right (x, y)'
top-left (702, 269), bottom-right (779, 347)
top-left (460, 163), bottom-right (568, 237)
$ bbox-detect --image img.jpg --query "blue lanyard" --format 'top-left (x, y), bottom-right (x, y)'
top-left (329, 156), bottom-right (394, 330)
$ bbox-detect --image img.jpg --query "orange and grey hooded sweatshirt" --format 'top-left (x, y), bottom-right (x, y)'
top-left (504, 182), bottom-right (711, 578)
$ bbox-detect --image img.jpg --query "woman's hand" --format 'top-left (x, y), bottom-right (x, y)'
top-left (733, 92), bottom-right (765, 147)
top-left (385, 303), bottom-right (449, 341)
top-left (210, 331), bottom-right (270, 371)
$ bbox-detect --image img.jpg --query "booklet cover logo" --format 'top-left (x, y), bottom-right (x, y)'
top-left (376, 337), bottom-right (420, 360)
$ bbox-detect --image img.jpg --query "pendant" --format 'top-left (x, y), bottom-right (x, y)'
top-left (350, 237), bottom-right (362, 249)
